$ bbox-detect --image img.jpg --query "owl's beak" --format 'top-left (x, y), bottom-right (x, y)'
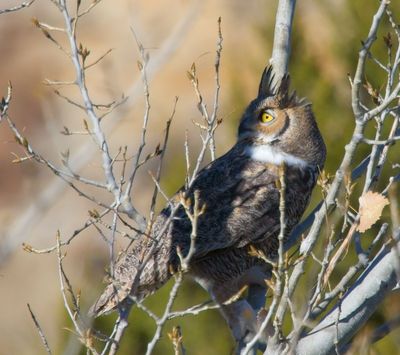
top-left (268, 137), bottom-right (280, 144)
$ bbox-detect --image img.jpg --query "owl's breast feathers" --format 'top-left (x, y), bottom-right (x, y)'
top-left (89, 141), bottom-right (321, 317)
top-left (180, 142), bottom-right (318, 252)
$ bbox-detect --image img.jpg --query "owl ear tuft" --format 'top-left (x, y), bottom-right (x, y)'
top-left (258, 66), bottom-right (299, 106)
top-left (276, 73), bottom-right (291, 105)
top-left (258, 66), bottom-right (275, 97)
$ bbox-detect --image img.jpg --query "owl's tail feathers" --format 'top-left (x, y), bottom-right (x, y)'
top-left (88, 283), bottom-right (132, 318)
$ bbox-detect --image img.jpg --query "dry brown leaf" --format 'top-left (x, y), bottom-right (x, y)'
top-left (357, 191), bottom-right (389, 232)
top-left (323, 222), bottom-right (357, 285)
top-left (323, 192), bottom-right (389, 285)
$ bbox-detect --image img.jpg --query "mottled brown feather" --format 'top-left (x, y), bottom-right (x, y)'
top-left (89, 66), bottom-right (326, 319)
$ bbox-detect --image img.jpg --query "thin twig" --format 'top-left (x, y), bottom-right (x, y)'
top-left (123, 29), bottom-right (152, 205)
top-left (145, 273), bottom-right (184, 355)
top-left (208, 17), bottom-right (223, 161)
top-left (0, 0), bottom-right (36, 15)
top-left (56, 232), bottom-right (99, 355)
top-left (27, 304), bottom-right (53, 355)
top-left (147, 98), bottom-right (177, 224)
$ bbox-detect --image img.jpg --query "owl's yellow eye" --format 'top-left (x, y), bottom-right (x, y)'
top-left (259, 111), bottom-right (275, 123)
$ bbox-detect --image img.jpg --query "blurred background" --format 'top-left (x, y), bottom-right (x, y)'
top-left (0, 0), bottom-right (399, 354)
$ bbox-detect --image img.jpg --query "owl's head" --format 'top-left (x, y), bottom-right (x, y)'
top-left (238, 66), bottom-right (326, 169)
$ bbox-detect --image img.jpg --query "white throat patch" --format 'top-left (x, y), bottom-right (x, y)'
top-left (247, 145), bottom-right (308, 168)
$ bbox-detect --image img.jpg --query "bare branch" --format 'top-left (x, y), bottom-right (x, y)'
top-left (270, 0), bottom-right (296, 83)
top-left (351, 0), bottom-right (389, 120)
top-left (108, 309), bottom-right (130, 355)
top-left (309, 223), bottom-right (388, 321)
top-left (145, 273), bottom-right (184, 355)
top-left (0, 0), bottom-right (199, 265)
top-left (296, 238), bottom-right (400, 355)
top-left (58, 0), bottom-right (146, 229)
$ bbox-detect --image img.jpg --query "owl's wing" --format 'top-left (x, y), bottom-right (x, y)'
top-left (90, 146), bottom-right (302, 317)
top-left (162, 145), bottom-right (282, 259)
top-left (89, 237), bottom-right (170, 317)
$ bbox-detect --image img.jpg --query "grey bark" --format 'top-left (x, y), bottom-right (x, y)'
top-left (270, 0), bottom-right (296, 84)
top-left (296, 239), bottom-right (400, 355)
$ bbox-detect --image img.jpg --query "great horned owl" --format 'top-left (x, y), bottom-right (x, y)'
top-left (89, 66), bottom-right (326, 343)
